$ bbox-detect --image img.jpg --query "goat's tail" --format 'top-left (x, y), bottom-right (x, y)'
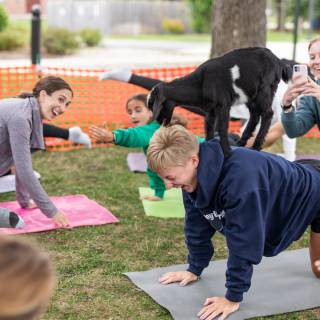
top-left (280, 60), bottom-right (293, 83)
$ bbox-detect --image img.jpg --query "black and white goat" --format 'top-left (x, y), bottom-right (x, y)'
top-left (147, 47), bottom-right (292, 157)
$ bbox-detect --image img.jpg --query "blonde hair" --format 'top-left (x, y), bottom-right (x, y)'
top-left (308, 36), bottom-right (320, 52)
top-left (0, 236), bottom-right (55, 320)
top-left (147, 124), bottom-right (199, 173)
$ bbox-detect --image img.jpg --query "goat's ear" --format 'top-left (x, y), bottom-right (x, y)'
top-left (147, 89), bottom-right (155, 111)
top-left (149, 88), bottom-right (166, 122)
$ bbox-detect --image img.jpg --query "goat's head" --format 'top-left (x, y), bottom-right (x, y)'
top-left (147, 85), bottom-right (174, 126)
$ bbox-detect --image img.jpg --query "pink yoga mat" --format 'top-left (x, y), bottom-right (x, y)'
top-left (0, 195), bottom-right (118, 235)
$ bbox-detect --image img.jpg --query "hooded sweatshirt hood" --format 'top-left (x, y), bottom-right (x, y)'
top-left (192, 139), bottom-right (224, 209)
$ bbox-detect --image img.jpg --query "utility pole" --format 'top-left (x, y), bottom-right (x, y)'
top-left (31, 4), bottom-right (41, 68)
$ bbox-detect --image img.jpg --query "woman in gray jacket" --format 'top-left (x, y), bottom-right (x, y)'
top-left (0, 76), bottom-right (73, 228)
top-left (281, 37), bottom-right (320, 135)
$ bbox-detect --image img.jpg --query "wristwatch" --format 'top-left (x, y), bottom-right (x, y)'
top-left (281, 103), bottom-right (293, 113)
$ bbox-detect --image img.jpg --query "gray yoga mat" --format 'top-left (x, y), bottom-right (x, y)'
top-left (127, 152), bottom-right (147, 173)
top-left (125, 248), bottom-right (320, 320)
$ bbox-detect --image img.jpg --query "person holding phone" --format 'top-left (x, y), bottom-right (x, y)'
top-left (281, 36), bottom-right (320, 277)
top-left (281, 36), bottom-right (320, 137)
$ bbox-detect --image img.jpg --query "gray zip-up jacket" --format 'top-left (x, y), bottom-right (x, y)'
top-left (0, 97), bottom-right (58, 217)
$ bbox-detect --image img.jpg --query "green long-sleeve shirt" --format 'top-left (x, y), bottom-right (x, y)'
top-left (113, 121), bottom-right (165, 198)
top-left (281, 79), bottom-right (320, 138)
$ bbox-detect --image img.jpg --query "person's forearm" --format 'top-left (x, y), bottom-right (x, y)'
top-left (10, 131), bottom-right (57, 217)
top-left (225, 254), bottom-right (253, 303)
top-left (15, 164), bottom-right (57, 217)
top-left (113, 125), bottom-right (154, 148)
top-left (263, 130), bottom-right (282, 148)
top-left (281, 111), bottom-right (312, 138)
top-left (15, 174), bottom-right (30, 208)
top-left (186, 243), bottom-right (214, 276)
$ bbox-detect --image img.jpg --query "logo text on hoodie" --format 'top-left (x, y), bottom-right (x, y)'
top-left (202, 210), bottom-right (225, 231)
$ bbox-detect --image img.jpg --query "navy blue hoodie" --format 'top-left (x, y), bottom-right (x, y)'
top-left (183, 139), bottom-right (320, 303)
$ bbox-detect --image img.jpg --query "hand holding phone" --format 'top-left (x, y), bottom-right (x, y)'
top-left (293, 64), bottom-right (308, 77)
top-left (282, 64), bottom-right (309, 106)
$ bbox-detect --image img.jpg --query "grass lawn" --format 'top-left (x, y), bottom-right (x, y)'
top-left (0, 138), bottom-right (320, 319)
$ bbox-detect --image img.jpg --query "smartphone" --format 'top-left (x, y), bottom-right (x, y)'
top-left (293, 64), bottom-right (308, 77)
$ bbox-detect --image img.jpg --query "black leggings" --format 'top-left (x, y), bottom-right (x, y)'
top-left (0, 124), bottom-right (70, 177)
top-left (43, 123), bottom-right (69, 139)
top-left (129, 74), bottom-right (161, 90)
top-left (3, 124), bottom-right (69, 174)
top-left (295, 159), bottom-right (320, 233)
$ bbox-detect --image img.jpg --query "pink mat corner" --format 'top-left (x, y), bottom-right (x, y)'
top-left (0, 195), bottom-right (118, 235)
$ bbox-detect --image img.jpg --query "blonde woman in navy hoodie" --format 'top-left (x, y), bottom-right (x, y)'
top-left (147, 124), bottom-right (320, 320)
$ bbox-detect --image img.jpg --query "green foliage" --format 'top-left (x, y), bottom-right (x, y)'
top-left (42, 27), bottom-right (80, 55)
top-left (79, 28), bottom-right (103, 47)
top-left (0, 28), bottom-right (25, 51)
top-left (286, 0), bottom-right (320, 20)
top-left (0, 5), bottom-right (8, 32)
top-left (162, 18), bottom-right (185, 34)
top-left (185, 0), bottom-right (213, 33)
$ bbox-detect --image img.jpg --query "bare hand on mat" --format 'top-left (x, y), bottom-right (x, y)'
top-left (315, 260), bottom-right (320, 272)
top-left (27, 199), bottom-right (37, 209)
top-left (197, 297), bottom-right (240, 320)
top-left (159, 271), bottom-right (198, 286)
top-left (52, 211), bottom-right (69, 227)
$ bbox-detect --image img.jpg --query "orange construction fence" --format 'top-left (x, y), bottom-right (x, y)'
top-left (0, 65), bottom-right (318, 151)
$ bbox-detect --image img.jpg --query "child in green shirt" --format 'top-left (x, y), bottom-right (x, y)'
top-left (89, 93), bottom-right (188, 201)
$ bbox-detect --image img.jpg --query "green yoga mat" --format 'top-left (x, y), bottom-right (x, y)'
top-left (139, 187), bottom-right (185, 218)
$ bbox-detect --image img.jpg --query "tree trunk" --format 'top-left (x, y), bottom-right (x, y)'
top-left (210, 0), bottom-right (267, 58)
top-left (275, 0), bottom-right (286, 32)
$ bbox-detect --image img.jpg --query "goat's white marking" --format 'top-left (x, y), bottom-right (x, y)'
top-left (146, 90), bottom-right (152, 106)
top-left (230, 65), bottom-right (248, 106)
top-left (230, 65), bottom-right (240, 80)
